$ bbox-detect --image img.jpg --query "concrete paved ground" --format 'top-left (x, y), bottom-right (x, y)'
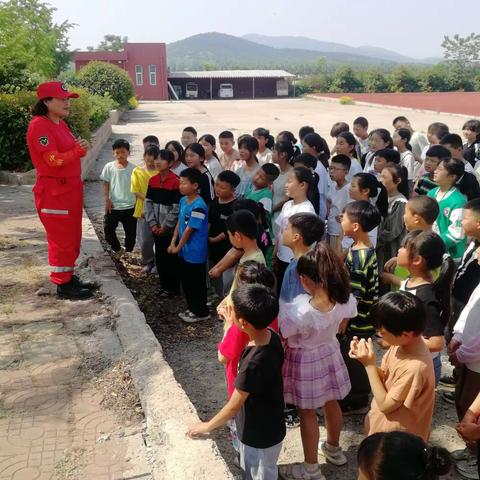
top-left (113, 98), bottom-right (467, 156)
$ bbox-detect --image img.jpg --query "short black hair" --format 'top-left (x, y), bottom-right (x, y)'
top-left (289, 212), bottom-right (324, 246)
top-left (331, 154), bottom-right (351, 170)
top-left (261, 163), bottom-right (280, 183)
top-left (462, 119), bottom-right (480, 134)
top-left (112, 138), bottom-right (130, 151)
top-left (353, 116), bottom-right (368, 129)
top-left (440, 133), bottom-right (463, 150)
top-left (219, 130), bottom-right (234, 140)
top-left (237, 261), bottom-right (275, 290)
top-left (231, 284), bottom-right (279, 329)
top-left (344, 200), bottom-right (381, 232)
top-left (217, 170), bottom-right (240, 188)
top-left (465, 198), bottom-right (480, 216)
top-left (372, 291), bottom-right (426, 335)
top-left (144, 144), bottom-right (160, 158)
top-left (330, 121), bottom-right (349, 137)
top-left (426, 145), bottom-right (451, 161)
top-left (179, 167), bottom-right (202, 186)
top-left (392, 115), bottom-right (409, 126)
top-left (375, 148), bottom-right (400, 164)
top-left (294, 153), bottom-right (317, 170)
top-left (407, 196), bottom-right (439, 225)
top-left (143, 135), bottom-right (160, 146)
top-left (226, 210), bottom-right (258, 240)
top-left (428, 122), bottom-right (449, 140)
top-left (159, 148), bottom-right (174, 162)
top-left (299, 126), bottom-right (315, 141)
top-left (183, 126), bottom-right (197, 136)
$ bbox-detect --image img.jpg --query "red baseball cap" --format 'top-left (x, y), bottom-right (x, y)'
top-left (36, 81), bottom-right (79, 100)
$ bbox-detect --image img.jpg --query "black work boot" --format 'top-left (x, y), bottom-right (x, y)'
top-left (57, 279), bottom-right (94, 300)
top-left (71, 274), bottom-right (98, 290)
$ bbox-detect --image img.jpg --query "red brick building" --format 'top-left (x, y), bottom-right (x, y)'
top-left (73, 43), bottom-right (168, 100)
top-left (74, 43), bottom-right (295, 101)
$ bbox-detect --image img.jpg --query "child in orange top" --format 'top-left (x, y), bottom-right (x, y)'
top-left (350, 291), bottom-right (435, 442)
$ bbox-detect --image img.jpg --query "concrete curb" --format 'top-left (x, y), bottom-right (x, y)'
top-left (80, 213), bottom-right (233, 479)
top-left (307, 94), bottom-right (473, 119)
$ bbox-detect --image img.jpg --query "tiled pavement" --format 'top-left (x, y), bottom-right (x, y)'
top-left (0, 186), bottom-right (152, 480)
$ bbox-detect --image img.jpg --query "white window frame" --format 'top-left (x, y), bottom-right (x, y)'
top-left (149, 64), bottom-right (157, 86)
top-left (135, 65), bottom-right (143, 86)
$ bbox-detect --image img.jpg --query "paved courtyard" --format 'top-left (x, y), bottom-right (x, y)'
top-left (110, 97), bottom-right (468, 158)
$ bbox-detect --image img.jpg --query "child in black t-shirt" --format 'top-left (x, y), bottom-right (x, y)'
top-left (397, 230), bottom-right (455, 386)
top-left (208, 170), bottom-right (240, 297)
top-left (188, 284), bottom-right (285, 479)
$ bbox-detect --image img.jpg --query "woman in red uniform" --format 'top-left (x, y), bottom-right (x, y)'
top-left (27, 81), bottom-right (95, 300)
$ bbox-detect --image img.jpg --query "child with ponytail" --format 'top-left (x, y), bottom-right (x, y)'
top-left (397, 230), bottom-right (455, 385)
top-left (358, 431), bottom-right (451, 480)
top-left (393, 128), bottom-right (417, 189)
top-left (279, 243), bottom-right (358, 479)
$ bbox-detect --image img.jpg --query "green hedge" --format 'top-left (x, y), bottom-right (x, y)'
top-left (0, 89), bottom-right (119, 172)
top-left (0, 91), bottom-right (37, 171)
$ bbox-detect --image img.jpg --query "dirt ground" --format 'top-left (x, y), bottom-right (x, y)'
top-left (81, 99), bottom-right (470, 479)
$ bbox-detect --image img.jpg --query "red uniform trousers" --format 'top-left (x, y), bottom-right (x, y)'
top-left (33, 176), bottom-right (83, 284)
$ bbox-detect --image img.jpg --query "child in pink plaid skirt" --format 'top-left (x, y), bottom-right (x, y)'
top-left (279, 242), bottom-right (357, 480)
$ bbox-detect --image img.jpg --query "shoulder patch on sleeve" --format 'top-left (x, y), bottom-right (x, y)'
top-left (39, 136), bottom-right (49, 146)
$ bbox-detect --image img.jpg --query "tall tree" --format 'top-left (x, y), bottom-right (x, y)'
top-left (97, 34), bottom-right (128, 52)
top-left (442, 33), bottom-right (480, 68)
top-left (0, 0), bottom-right (73, 77)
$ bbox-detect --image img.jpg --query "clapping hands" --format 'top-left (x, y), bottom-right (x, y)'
top-left (349, 337), bottom-right (376, 366)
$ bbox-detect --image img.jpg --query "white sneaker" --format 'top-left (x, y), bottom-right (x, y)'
top-left (451, 448), bottom-right (469, 462)
top-left (178, 311), bottom-right (211, 323)
top-left (318, 441), bottom-right (347, 466)
top-left (279, 462), bottom-right (325, 480)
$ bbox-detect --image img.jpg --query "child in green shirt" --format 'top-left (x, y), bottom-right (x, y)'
top-left (427, 158), bottom-right (467, 262)
top-left (245, 163), bottom-right (280, 236)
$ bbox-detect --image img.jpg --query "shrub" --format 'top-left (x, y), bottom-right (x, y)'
top-left (77, 61), bottom-right (135, 107)
top-left (0, 91), bottom-right (37, 171)
top-left (128, 96), bottom-right (139, 110)
top-left (65, 87), bottom-right (91, 141)
top-left (88, 93), bottom-right (118, 130)
top-left (339, 95), bottom-right (355, 105)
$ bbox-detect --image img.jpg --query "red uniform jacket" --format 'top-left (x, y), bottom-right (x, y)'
top-left (27, 116), bottom-right (86, 177)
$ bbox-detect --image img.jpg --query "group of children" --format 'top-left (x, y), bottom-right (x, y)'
top-left (100, 118), bottom-right (480, 480)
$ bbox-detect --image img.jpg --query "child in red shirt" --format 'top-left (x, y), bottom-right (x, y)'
top-left (218, 261), bottom-right (278, 398)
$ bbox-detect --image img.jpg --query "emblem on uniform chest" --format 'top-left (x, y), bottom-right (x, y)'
top-left (39, 136), bottom-right (49, 146)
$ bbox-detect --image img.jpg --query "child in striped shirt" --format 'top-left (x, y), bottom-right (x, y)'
top-left (339, 200), bottom-right (381, 414)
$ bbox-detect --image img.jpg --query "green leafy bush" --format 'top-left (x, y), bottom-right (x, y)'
top-left (88, 93), bottom-right (118, 131)
top-left (0, 91), bottom-right (37, 171)
top-left (65, 87), bottom-right (91, 141)
top-left (77, 61), bottom-right (135, 107)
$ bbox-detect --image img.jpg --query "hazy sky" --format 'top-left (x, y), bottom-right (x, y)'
top-left (49, 0), bottom-right (478, 59)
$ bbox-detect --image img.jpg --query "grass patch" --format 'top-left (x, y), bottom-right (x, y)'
top-left (54, 448), bottom-right (86, 480)
top-left (0, 235), bottom-right (26, 250)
